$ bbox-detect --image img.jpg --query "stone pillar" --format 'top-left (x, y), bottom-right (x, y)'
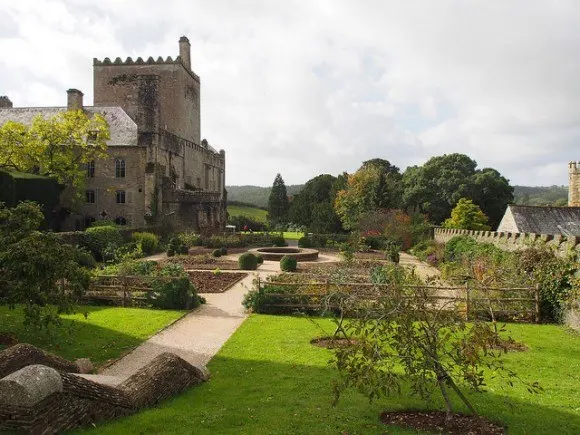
top-left (67, 89), bottom-right (84, 110)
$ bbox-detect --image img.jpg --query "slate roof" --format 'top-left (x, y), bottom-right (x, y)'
top-left (0, 106), bottom-right (138, 146)
top-left (507, 205), bottom-right (580, 236)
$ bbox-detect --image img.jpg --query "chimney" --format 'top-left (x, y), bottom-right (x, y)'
top-left (179, 36), bottom-right (191, 70)
top-left (67, 89), bottom-right (84, 110)
top-left (0, 96), bottom-right (13, 108)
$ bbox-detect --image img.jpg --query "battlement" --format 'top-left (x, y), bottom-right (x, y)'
top-left (93, 55), bottom-right (200, 82)
top-left (569, 161), bottom-right (580, 172)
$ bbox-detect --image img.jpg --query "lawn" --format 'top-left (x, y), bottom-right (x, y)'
top-left (0, 306), bottom-right (184, 367)
top-left (227, 204), bottom-right (268, 222)
top-left (77, 316), bottom-right (580, 434)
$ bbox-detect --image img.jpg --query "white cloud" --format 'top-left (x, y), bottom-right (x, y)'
top-left (1, 0), bottom-right (580, 186)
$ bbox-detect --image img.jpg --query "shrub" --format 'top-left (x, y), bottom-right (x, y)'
top-left (280, 255), bottom-right (297, 272)
top-left (384, 241), bottom-right (400, 263)
top-left (178, 245), bottom-right (189, 255)
top-left (167, 237), bottom-right (188, 256)
top-left (149, 263), bottom-right (201, 310)
top-left (132, 232), bottom-right (159, 255)
top-left (75, 248), bottom-right (96, 269)
top-left (167, 248), bottom-right (175, 257)
top-left (212, 249), bottom-right (222, 258)
top-left (220, 247), bottom-right (228, 256)
top-left (298, 236), bottom-right (312, 248)
top-left (270, 235), bottom-right (286, 247)
top-left (242, 284), bottom-right (297, 314)
top-left (256, 254), bottom-right (264, 265)
top-left (178, 232), bottom-right (202, 248)
top-left (82, 226), bottom-right (123, 261)
top-left (238, 253), bottom-right (258, 270)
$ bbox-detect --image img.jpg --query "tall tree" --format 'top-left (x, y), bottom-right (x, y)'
top-left (0, 110), bottom-right (109, 202)
top-left (402, 153), bottom-right (512, 228)
top-left (288, 174), bottom-right (342, 233)
top-left (335, 160), bottom-right (402, 230)
top-left (268, 173), bottom-right (290, 225)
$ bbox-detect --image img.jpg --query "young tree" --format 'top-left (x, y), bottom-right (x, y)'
top-left (0, 202), bottom-right (90, 327)
top-left (268, 173), bottom-right (290, 225)
top-left (333, 265), bottom-right (540, 424)
top-left (0, 110), bottom-right (109, 202)
top-left (443, 198), bottom-right (491, 231)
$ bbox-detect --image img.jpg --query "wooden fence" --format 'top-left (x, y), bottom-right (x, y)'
top-left (85, 275), bottom-right (162, 307)
top-left (257, 279), bottom-right (540, 322)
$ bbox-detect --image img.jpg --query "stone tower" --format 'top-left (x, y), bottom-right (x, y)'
top-left (569, 161), bottom-right (580, 206)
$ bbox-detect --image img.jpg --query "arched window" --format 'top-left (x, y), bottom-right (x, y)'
top-left (85, 190), bottom-right (95, 204)
top-left (114, 216), bottom-right (127, 226)
top-left (116, 190), bottom-right (126, 204)
top-left (87, 160), bottom-right (95, 178)
top-left (115, 159), bottom-right (126, 178)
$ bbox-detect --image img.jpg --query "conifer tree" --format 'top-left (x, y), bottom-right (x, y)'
top-left (268, 173), bottom-right (290, 226)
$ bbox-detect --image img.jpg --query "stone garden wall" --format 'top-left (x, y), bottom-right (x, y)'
top-left (433, 227), bottom-right (580, 332)
top-left (434, 227), bottom-right (580, 256)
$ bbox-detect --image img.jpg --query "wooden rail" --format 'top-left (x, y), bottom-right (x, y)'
top-left (257, 278), bottom-right (540, 322)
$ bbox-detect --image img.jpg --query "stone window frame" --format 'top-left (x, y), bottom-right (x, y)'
top-left (115, 159), bottom-right (126, 178)
top-left (85, 189), bottom-right (95, 204)
top-left (87, 160), bottom-right (95, 178)
top-left (116, 190), bottom-right (126, 204)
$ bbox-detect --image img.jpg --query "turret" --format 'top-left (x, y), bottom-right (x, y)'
top-left (569, 161), bottom-right (580, 206)
top-left (67, 89), bottom-right (84, 110)
top-left (179, 36), bottom-right (191, 71)
top-left (0, 96), bottom-right (13, 108)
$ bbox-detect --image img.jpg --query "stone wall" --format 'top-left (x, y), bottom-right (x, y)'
top-left (0, 346), bottom-right (208, 434)
top-left (434, 227), bottom-right (580, 256)
top-left (569, 161), bottom-right (580, 206)
top-left (433, 227), bottom-right (580, 331)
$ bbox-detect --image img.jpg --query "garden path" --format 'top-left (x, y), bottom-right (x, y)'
top-left (94, 252), bottom-right (341, 385)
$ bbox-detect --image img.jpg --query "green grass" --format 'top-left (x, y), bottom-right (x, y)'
top-left (76, 317), bottom-right (580, 434)
top-left (0, 306), bottom-right (184, 367)
top-left (227, 205), bottom-right (268, 222)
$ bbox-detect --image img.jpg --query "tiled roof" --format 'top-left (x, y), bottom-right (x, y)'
top-left (0, 106), bottom-right (138, 146)
top-left (508, 205), bottom-right (580, 236)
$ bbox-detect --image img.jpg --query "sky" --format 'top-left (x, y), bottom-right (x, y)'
top-left (1, 0), bottom-right (579, 187)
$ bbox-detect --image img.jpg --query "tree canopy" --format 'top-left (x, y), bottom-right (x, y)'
top-left (402, 153), bottom-right (513, 228)
top-left (288, 174), bottom-right (342, 233)
top-left (267, 173), bottom-right (290, 225)
top-left (335, 160), bottom-right (402, 230)
top-left (0, 110), bottom-right (109, 202)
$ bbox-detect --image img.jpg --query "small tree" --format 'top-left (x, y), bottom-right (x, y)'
top-left (0, 202), bottom-right (90, 327)
top-left (443, 198), bottom-right (491, 231)
top-left (268, 173), bottom-right (290, 225)
top-left (333, 265), bottom-right (540, 423)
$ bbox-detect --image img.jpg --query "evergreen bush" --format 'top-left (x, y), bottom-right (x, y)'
top-left (280, 255), bottom-right (297, 272)
top-left (298, 236), bottom-right (312, 248)
top-left (82, 226), bottom-right (123, 261)
top-left (132, 232), bottom-right (159, 255)
top-left (212, 249), bottom-right (222, 258)
top-left (238, 252), bottom-right (258, 270)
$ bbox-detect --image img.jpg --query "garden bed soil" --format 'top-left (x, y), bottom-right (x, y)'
top-left (186, 247), bottom-right (247, 256)
top-left (310, 336), bottom-right (359, 349)
top-left (187, 271), bottom-right (247, 293)
top-left (380, 410), bottom-right (505, 434)
top-left (164, 255), bottom-right (242, 270)
top-left (0, 333), bottom-right (18, 346)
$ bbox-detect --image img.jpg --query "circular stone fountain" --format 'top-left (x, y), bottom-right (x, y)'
top-left (248, 247), bottom-right (319, 261)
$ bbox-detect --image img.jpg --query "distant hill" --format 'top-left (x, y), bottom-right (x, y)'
top-left (513, 185), bottom-right (568, 206)
top-left (226, 185), bottom-right (304, 208)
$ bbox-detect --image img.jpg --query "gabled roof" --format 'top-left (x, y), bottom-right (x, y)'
top-left (0, 106), bottom-right (138, 146)
top-left (503, 204), bottom-right (580, 236)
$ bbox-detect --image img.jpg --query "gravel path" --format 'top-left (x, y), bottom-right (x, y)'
top-left (99, 270), bottom-right (273, 382)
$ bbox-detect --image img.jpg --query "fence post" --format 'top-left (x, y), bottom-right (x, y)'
top-left (535, 284), bottom-right (540, 324)
top-left (465, 285), bottom-right (470, 321)
top-left (122, 276), bottom-right (127, 307)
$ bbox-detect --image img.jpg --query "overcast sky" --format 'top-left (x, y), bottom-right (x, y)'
top-left (1, 0), bottom-right (579, 186)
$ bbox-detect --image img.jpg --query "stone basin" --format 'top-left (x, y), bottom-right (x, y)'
top-left (248, 247), bottom-right (319, 262)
